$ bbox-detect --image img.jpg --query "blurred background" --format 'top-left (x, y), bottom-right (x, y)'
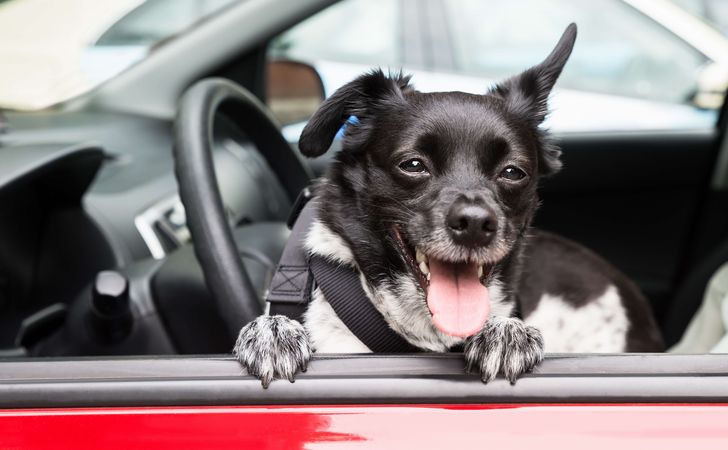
top-left (2, 0), bottom-right (728, 135)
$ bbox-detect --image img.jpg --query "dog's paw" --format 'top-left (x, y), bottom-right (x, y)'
top-left (233, 315), bottom-right (312, 388)
top-left (464, 316), bottom-right (544, 384)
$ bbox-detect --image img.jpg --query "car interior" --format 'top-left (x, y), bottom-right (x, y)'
top-left (1, 0), bottom-right (728, 366)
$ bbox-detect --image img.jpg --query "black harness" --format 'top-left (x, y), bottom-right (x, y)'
top-left (266, 192), bottom-right (421, 352)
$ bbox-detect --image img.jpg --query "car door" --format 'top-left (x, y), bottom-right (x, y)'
top-left (266, 0), bottom-right (728, 338)
top-left (2, 354), bottom-right (728, 448)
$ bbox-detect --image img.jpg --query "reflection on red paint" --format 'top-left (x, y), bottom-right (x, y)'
top-left (1, 404), bottom-right (728, 450)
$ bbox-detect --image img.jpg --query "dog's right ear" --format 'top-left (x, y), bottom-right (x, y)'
top-left (298, 69), bottom-right (411, 157)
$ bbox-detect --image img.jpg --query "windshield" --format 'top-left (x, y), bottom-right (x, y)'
top-left (0, 0), bottom-right (236, 111)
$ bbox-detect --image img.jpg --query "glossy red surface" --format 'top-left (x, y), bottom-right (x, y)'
top-left (2, 404), bottom-right (728, 449)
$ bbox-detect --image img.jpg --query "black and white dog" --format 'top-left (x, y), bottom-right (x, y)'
top-left (234, 24), bottom-right (663, 387)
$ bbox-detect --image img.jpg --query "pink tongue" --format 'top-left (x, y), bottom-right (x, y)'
top-left (426, 259), bottom-right (491, 337)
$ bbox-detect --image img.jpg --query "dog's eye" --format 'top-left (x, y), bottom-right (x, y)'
top-left (500, 166), bottom-right (527, 181)
top-left (399, 159), bottom-right (428, 174)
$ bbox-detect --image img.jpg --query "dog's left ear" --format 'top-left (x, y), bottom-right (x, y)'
top-left (491, 23), bottom-right (577, 124)
top-left (491, 23), bottom-right (576, 176)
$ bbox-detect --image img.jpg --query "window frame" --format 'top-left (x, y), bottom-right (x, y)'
top-left (0, 353), bottom-right (727, 408)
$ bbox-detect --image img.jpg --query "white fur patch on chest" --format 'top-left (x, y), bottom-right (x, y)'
top-left (304, 288), bottom-right (371, 353)
top-left (305, 220), bottom-right (355, 265)
top-left (524, 284), bottom-right (628, 353)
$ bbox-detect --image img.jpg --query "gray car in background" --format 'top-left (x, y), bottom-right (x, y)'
top-left (269, 0), bottom-right (728, 135)
top-left (19, 0), bottom-right (728, 134)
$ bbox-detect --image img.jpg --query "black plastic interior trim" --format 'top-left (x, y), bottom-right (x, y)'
top-left (0, 142), bottom-right (104, 192)
top-left (0, 354), bottom-right (726, 408)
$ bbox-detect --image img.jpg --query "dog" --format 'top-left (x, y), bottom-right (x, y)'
top-left (234, 23), bottom-right (664, 387)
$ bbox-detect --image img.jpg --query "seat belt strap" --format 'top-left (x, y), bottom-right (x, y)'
top-left (309, 254), bottom-right (421, 353)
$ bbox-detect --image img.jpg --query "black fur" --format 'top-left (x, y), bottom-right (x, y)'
top-left (518, 231), bottom-right (664, 351)
top-left (305, 27), bottom-right (581, 318)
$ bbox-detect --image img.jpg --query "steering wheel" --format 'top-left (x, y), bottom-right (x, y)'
top-left (172, 78), bottom-right (311, 342)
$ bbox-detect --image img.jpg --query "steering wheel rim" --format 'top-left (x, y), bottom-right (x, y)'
top-left (173, 77), bottom-right (311, 341)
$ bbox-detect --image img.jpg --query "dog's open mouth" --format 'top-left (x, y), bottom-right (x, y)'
top-left (392, 226), bottom-right (494, 338)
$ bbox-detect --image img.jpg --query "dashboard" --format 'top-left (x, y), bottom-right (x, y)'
top-left (1, 110), bottom-right (290, 264)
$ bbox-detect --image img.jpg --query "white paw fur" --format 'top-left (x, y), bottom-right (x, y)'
top-left (233, 315), bottom-right (312, 388)
top-left (464, 316), bottom-right (544, 384)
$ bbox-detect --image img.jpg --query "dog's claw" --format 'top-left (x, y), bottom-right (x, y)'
top-left (233, 315), bottom-right (312, 388)
top-left (465, 317), bottom-right (544, 385)
top-left (480, 373), bottom-right (495, 384)
top-left (480, 370), bottom-right (497, 385)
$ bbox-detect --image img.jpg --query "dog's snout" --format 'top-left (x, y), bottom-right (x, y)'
top-left (446, 199), bottom-right (496, 247)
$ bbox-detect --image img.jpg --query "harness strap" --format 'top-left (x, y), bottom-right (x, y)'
top-left (265, 197), bottom-right (317, 323)
top-left (309, 255), bottom-right (421, 353)
top-left (266, 196), bottom-right (421, 352)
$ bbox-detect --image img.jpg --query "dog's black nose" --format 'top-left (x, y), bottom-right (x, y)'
top-left (446, 200), bottom-right (496, 247)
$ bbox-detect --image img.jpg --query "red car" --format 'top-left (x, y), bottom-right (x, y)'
top-left (1, 0), bottom-right (728, 447)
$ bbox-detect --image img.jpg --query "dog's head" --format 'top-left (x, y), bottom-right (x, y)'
top-left (300, 24), bottom-right (576, 339)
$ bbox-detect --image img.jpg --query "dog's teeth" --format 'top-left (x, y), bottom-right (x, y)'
top-left (419, 261), bottom-right (430, 275)
top-left (416, 248), bottom-right (427, 264)
top-left (478, 265), bottom-right (483, 278)
top-left (427, 272), bottom-right (431, 281)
